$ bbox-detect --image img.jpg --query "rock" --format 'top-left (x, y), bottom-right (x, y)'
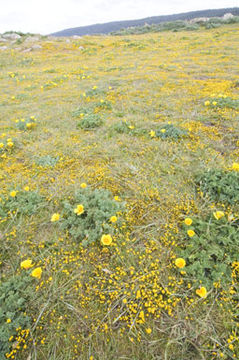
top-left (223, 13), bottom-right (234, 20)
top-left (72, 35), bottom-right (82, 39)
top-left (31, 44), bottom-right (42, 49)
top-left (78, 46), bottom-right (84, 50)
top-left (22, 48), bottom-right (32, 53)
top-left (22, 44), bottom-right (42, 52)
top-left (0, 37), bottom-right (8, 42)
top-left (3, 33), bottom-right (21, 40)
top-left (190, 17), bottom-right (210, 24)
top-left (65, 39), bottom-right (71, 43)
top-left (0, 46), bottom-right (7, 50)
top-left (24, 36), bottom-right (40, 43)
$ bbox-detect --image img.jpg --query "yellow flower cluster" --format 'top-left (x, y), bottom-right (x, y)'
top-left (20, 259), bottom-right (42, 279)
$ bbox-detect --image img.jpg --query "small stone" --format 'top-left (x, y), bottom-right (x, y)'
top-left (3, 33), bottom-right (21, 40)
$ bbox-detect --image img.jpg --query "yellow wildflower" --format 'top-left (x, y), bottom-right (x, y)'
top-left (146, 328), bottom-right (152, 334)
top-left (10, 190), bottom-right (17, 197)
top-left (80, 182), bottom-right (87, 188)
top-left (150, 130), bottom-right (156, 138)
top-left (7, 141), bottom-right (14, 148)
top-left (204, 100), bottom-right (210, 106)
top-left (0, 143), bottom-right (4, 148)
top-left (110, 216), bottom-right (117, 223)
top-left (136, 290), bottom-right (141, 299)
top-left (184, 217), bottom-right (192, 226)
top-left (160, 129), bottom-right (166, 133)
top-left (196, 287), bottom-right (207, 298)
top-left (232, 162), bottom-right (239, 171)
top-left (31, 267), bottom-right (42, 279)
top-left (24, 186), bottom-right (30, 191)
top-left (101, 234), bottom-right (112, 246)
top-left (139, 310), bottom-right (145, 323)
top-left (21, 259), bottom-right (33, 269)
top-left (51, 213), bottom-right (60, 222)
top-left (175, 258), bottom-right (186, 269)
top-left (74, 204), bottom-right (84, 215)
top-left (6, 319), bottom-right (11, 323)
top-left (213, 211), bottom-right (225, 220)
top-left (187, 229), bottom-right (195, 237)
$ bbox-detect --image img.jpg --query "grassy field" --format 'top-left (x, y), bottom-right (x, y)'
top-left (0, 24), bottom-right (239, 360)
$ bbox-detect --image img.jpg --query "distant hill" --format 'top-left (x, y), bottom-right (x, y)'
top-left (51, 7), bottom-right (239, 37)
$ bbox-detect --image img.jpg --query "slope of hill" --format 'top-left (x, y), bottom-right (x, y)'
top-left (51, 7), bottom-right (239, 36)
top-left (0, 22), bottom-right (239, 360)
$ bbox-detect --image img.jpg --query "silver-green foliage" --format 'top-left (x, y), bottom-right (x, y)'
top-left (0, 275), bottom-right (32, 357)
top-left (0, 190), bottom-right (45, 218)
top-left (178, 214), bottom-right (239, 287)
top-left (197, 169), bottom-right (239, 204)
top-left (61, 188), bottom-right (123, 246)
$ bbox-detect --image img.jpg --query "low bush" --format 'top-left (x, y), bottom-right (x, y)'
top-left (177, 213), bottom-right (239, 287)
top-left (0, 274), bottom-right (32, 359)
top-left (0, 189), bottom-right (45, 218)
top-left (77, 113), bottom-right (103, 130)
top-left (35, 155), bottom-right (59, 167)
top-left (15, 116), bottom-right (37, 131)
top-left (197, 169), bottom-right (239, 204)
top-left (60, 187), bottom-right (123, 246)
top-left (155, 123), bottom-right (188, 140)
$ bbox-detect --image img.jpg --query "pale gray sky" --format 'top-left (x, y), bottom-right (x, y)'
top-left (0, 0), bottom-right (238, 35)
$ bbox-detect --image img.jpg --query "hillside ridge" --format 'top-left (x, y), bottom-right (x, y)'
top-left (51, 7), bottom-right (239, 36)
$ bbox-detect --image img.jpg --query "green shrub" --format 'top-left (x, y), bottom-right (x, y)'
top-left (73, 101), bottom-right (112, 119)
top-left (15, 116), bottom-right (36, 131)
top-left (85, 88), bottom-right (105, 98)
top-left (77, 113), bottom-right (103, 130)
top-left (35, 155), bottom-right (59, 167)
top-left (95, 100), bottom-right (112, 110)
top-left (178, 213), bottom-right (239, 287)
top-left (155, 123), bottom-right (188, 140)
top-left (0, 190), bottom-right (45, 218)
top-left (0, 137), bottom-right (15, 156)
top-left (197, 169), bottom-right (239, 204)
top-left (110, 121), bottom-right (131, 134)
top-left (72, 106), bottom-right (90, 117)
top-left (0, 274), bottom-right (32, 358)
top-left (206, 96), bottom-right (239, 110)
top-left (60, 188), bottom-right (123, 246)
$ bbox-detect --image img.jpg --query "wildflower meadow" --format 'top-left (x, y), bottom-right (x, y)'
top-left (0, 23), bottom-right (238, 359)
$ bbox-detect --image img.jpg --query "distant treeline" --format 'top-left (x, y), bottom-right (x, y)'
top-left (112, 15), bottom-right (239, 35)
top-left (51, 7), bottom-right (239, 37)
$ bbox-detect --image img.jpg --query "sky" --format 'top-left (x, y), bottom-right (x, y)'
top-left (0, 0), bottom-right (238, 35)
